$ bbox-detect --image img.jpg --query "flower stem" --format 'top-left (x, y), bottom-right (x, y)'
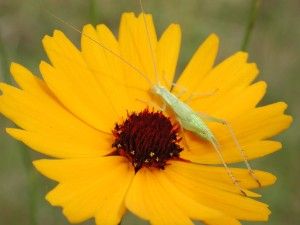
top-left (21, 149), bottom-right (38, 225)
top-left (88, 0), bottom-right (100, 25)
top-left (241, 0), bottom-right (261, 51)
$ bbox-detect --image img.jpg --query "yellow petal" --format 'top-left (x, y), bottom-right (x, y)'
top-left (211, 81), bottom-right (267, 119)
top-left (218, 102), bottom-right (293, 143)
top-left (126, 168), bottom-right (222, 225)
top-left (33, 157), bottom-right (123, 181)
top-left (0, 67), bottom-right (112, 158)
top-left (184, 140), bottom-right (282, 164)
top-left (204, 216), bottom-right (241, 225)
top-left (81, 24), bottom-right (133, 117)
top-left (42, 31), bottom-right (118, 132)
top-left (181, 101), bottom-right (291, 164)
top-left (167, 164), bottom-right (260, 198)
top-left (168, 161), bottom-right (276, 190)
top-left (44, 30), bottom-right (85, 68)
top-left (175, 34), bottom-right (219, 99)
top-left (10, 63), bottom-right (50, 96)
top-left (190, 81), bottom-right (266, 119)
top-left (187, 52), bottom-right (258, 114)
top-left (166, 161), bottom-right (272, 221)
top-left (0, 74), bottom-right (74, 134)
top-left (119, 13), bottom-right (157, 110)
top-left (190, 51), bottom-right (250, 92)
top-left (7, 128), bottom-right (111, 158)
top-left (156, 24), bottom-right (181, 89)
top-left (157, 170), bottom-right (228, 220)
top-left (34, 157), bottom-right (134, 224)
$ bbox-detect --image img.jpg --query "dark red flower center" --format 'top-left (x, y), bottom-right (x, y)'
top-left (112, 109), bottom-right (183, 172)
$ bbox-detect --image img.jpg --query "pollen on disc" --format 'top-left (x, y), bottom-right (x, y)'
top-left (112, 109), bottom-right (183, 172)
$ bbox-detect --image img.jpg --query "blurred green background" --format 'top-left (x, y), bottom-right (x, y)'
top-left (0, 0), bottom-right (299, 225)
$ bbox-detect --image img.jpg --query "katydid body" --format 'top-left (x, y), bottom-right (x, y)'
top-left (152, 85), bottom-right (214, 141)
top-left (152, 84), bottom-right (253, 196)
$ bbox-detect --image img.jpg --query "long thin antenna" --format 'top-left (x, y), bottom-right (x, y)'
top-left (45, 10), bottom-right (153, 85)
top-left (138, 0), bottom-right (160, 85)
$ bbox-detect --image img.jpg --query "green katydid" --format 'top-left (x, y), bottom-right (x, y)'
top-left (138, 0), bottom-right (261, 195)
top-left (48, 2), bottom-right (261, 196)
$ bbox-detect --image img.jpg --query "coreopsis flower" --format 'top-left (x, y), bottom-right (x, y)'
top-left (0, 13), bottom-right (292, 225)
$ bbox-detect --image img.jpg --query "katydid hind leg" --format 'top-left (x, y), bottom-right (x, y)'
top-left (210, 137), bottom-right (247, 196)
top-left (197, 112), bottom-right (262, 187)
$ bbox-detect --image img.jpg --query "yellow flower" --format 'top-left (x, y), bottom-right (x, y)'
top-left (0, 12), bottom-right (292, 225)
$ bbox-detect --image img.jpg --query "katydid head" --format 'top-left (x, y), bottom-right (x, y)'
top-left (151, 84), bottom-right (165, 96)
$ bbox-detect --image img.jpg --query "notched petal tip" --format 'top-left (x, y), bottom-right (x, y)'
top-left (95, 24), bottom-right (118, 44)
top-left (95, 23), bottom-right (110, 32)
top-left (121, 12), bottom-right (135, 19)
top-left (234, 51), bottom-right (249, 61)
top-left (42, 30), bottom-right (67, 53)
top-left (53, 29), bottom-right (65, 38)
top-left (137, 12), bottom-right (153, 18)
top-left (82, 23), bottom-right (94, 32)
top-left (275, 101), bottom-right (291, 119)
top-left (42, 35), bottom-right (55, 55)
top-left (42, 34), bottom-right (52, 44)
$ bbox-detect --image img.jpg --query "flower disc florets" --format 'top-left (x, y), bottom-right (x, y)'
top-left (112, 109), bottom-right (183, 172)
